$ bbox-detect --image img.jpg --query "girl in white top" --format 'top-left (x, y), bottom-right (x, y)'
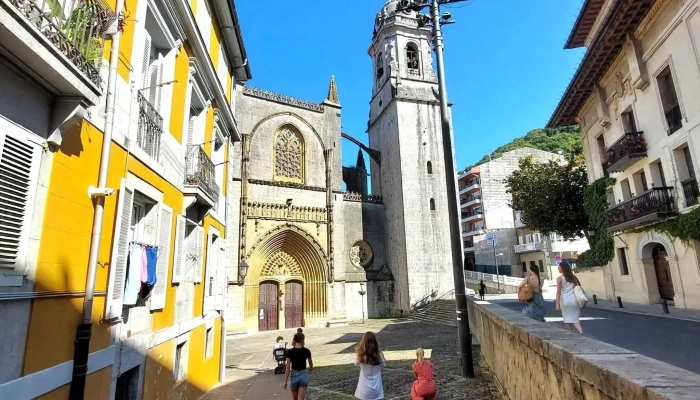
top-left (354, 331), bottom-right (386, 400)
top-left (555, 260), bottom-right (584, 334)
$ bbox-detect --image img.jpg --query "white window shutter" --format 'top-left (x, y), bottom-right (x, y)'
top-left (141, 33), bottom-right (152, 89)
top-left (194, 226), bottom-right (205, 283)
top-left (151, 204), bottom-right (173, 310)
top-left (215, 239), bottom-right (227, 311)
top-left (0, 120), bottom-right (43, 270)
top-left (204, 233), bottom-right (214, 311)
top-left (155, 55), bottom-right (164, 112)
top-left (148, 61), bottom-right (160, 107)
top-left (105, 179), bottom-right (135, 320)
top-left (172, 215), bottom-right (186, 284)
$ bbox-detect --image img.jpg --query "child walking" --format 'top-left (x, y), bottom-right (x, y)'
top-left (354, 332), bottom-right (386, 400)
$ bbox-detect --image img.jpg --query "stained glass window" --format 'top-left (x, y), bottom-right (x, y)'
top-left (274, 126), bottom-right (304, 182)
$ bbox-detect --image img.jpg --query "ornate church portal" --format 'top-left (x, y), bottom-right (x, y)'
top-left (244, 226), bottom-right (327, 331)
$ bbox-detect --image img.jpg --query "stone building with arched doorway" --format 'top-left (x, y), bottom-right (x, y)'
top-left (223, 0), bottom-right (458, 332)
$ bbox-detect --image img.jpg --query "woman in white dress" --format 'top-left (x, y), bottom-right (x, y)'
top-left (555, 260), bottom-right (584, 334)
top-left (354, 332), bottom-right (386, 400)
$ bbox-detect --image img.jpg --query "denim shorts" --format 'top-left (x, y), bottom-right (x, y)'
top-left (290, 369), bottom-right (309, 390)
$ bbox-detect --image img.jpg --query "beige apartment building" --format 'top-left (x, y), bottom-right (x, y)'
top-left (549, 0), bottom-right (700, 309)
top-left (458, 148), bottom-right (587, 277)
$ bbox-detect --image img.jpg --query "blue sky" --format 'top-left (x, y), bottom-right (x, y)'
top-left (235, 0), bottom-right (586, 170)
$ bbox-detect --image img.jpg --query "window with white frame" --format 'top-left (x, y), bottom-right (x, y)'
top-left (656, 65), bottom-right (682, 135)
top-left (203, 232), bottom-right (219, 312)
top-left (205, 327), bottom-right (214, 358)
top-left (0, 119), bottom-right (43, 271)
top-left (174, 338), bottom-right (188, 382)
top-left (104, 179), bottom-right (173, 320)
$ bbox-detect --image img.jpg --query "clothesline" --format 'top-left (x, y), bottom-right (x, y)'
top-left (130, 241), bottom-right (160, 248)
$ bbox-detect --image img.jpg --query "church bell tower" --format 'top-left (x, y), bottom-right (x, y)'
top-left (368, 0), bottom-right (456, 313)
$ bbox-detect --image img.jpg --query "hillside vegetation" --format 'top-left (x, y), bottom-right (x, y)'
top-left (460, 126), bottom-right (582, 174)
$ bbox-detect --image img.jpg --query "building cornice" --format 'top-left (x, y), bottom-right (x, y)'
top-left (547, 0), bottom-right (655, 128)
top-left (635, 0), bottom-right (673, 39)
top-left (242, 86), bottom-right (325, 113)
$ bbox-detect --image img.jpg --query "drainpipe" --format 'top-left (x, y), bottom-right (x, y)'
top-left (220, 139), bottom-right (230, 383)
top-left (69, 1), bottom-right (125, 398)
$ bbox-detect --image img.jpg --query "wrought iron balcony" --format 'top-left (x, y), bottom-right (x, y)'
top-left (665, 105), bottom-right (683, 135)
top-left (604, 132), bottom-right (647, 173)
top-left (606, 187), bottom-right (676, 232)
top-left (137, 91), bottom-right (163, 161)
top-left (6, 0), bottom-right (116, 89)
top-left (185, 145), bottom-right (220, 204)
top-left (682, 178), bottom-right (699, 207)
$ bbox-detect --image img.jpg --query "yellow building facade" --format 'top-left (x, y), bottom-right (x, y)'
top-left (0, 0), bottom-right (250, 399)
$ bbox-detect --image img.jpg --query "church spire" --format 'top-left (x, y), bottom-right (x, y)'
top-left (326, 75), bottom-right (340, 104)
top-left (356, 149), bottom-right (366, 170)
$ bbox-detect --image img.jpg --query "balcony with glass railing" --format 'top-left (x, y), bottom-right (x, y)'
top-left (137, 91), bottom-right (163, 160)
top-left (184, 145), bottom-right (220, 208)
top-left (459, 178), bottom-right (480, 194)
top-left (460, 194), bottom-right (482, 208)
top-left (606, 187), bottom-right (676, 232)
top-left (603, 132), bottom-right (647, 173)
top-left (461, 209), bottom-right (483, 222)
top-left (3, 0), bottom-right (117, 102)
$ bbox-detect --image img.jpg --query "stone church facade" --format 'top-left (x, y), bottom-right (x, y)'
top-left (225, 0), bottom-right (455, 332)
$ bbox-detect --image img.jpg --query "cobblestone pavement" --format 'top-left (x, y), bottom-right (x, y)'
top-left (202, 319), bottom-right (496, 400)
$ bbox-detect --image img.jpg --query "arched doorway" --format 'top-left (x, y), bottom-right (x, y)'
top-left (244, 225), bottom-right (328, 331)
top-left (259, 281), bottom-right (279, 331)
top-left (652, 244), bottom-right (675, 301)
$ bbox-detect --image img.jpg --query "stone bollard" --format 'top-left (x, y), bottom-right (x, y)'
top-left (592, 294), bottom-right (598, 304)
top-left (617, 296), bottom-right (623, 308)
top-left (662, 299), bottom-right (670, 314)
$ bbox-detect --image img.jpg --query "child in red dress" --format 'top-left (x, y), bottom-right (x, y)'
top-left (411, 348), bottom-right (437, 400)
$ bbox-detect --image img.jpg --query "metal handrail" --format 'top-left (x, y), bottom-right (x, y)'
top-left (412, 288), bottom-right (456, 314)
top-left (137, 92), bottom-right (163, 160)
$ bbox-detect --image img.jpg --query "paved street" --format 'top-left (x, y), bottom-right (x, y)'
top-left (202, 319), bottom-right (496, 400)
top-left (496, 299), bottom-right (700, 375)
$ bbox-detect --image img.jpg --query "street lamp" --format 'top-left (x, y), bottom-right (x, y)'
top-left (237, 260), bottom-right (249, 285)
top-left (396, 0), bottom-right (475, 378)
top-left (358, 282), bottom-right (366, 324)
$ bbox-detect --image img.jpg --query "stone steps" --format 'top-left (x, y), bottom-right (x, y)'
top-left (411, 299), bottom-right (458, 326)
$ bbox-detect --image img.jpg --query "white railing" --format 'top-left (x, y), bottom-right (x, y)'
top-left (514, 242), bottom-right (543, 253)
top-left (464, 271), bottom-right (523, 287)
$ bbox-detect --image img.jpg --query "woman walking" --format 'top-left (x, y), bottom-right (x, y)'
top-left (518, 264), bottom-right (546, 322)
top-left (284, 333), bottom-right (313, 400)
top-left (411, 348), bottom-right (436, 400)
top-left (354, 332), bottom-right (386, 400)
top-left (556, 261), bottom-right (584, 334)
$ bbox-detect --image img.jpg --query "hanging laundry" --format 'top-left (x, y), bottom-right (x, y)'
top-left (146, 246), bottom-right (158, 286)
top-left (140, 245), bottom-right (148, 283)
top-left (124, 243), bottom-right (143, 306)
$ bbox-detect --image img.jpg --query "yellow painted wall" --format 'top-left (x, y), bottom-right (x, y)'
top-left (142, 340), bottom-right (175, 400)
top-left (203, 106), bottom-right (215, 156)
top-left (210, 17), bottom-right (221, 70)
top-left (33, 368), bottom-right (111, 400)
top-left (182, 321), bottom-right (222, 398)
top-left (170, 47), bottom-right (192, 144)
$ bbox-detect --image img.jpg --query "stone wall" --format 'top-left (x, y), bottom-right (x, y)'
top-left (575, 268), bottom-right (607, 301)
top-left (467, 298), bottom-right (700, 399)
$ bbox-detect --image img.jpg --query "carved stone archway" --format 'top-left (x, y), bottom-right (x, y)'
top-left (243, 225), bottom-right (328, 330)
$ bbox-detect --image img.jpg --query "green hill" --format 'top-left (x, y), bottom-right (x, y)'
top-left (460, 126), bottom-right (582, 174)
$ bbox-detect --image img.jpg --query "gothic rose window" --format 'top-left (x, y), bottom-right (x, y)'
top-left (350, 241), bottom-right (374, 269)
top-left (274, 126), bottom-right (304, 183)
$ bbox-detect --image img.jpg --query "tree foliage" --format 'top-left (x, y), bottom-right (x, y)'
top-left (506, 155), bottom-right (589, 239)
top-left (461, 126), bottom-right (582, 174)
top-left (576, 177), bottom-right (616, 269)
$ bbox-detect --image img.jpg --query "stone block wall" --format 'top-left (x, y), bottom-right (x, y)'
top-left (467, 298), bottom-right (700, 399)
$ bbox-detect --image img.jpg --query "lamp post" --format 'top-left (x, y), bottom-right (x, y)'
top-left (358, 282), bottom-right (366, 324)
top-left (237, 260), bottom-right (249, 285)
top-left (399, 0), bottom-right (475, 378)
top-left (496, 253), bottom-right (504, 294)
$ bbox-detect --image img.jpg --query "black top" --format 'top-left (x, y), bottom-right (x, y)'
top-left (286, 347), bottom-right (312, 371)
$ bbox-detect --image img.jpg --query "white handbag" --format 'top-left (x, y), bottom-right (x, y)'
top-left (574, 286), bottom-right (588, 309)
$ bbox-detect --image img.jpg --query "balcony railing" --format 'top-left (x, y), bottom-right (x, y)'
top-left (514, 242), bottom-right (542, 253)
top-left (606, 187), bottom-right (676, 231)
top-left (137, 91), bottom-right (163, 161)
top-left (8, 0), bottom-right (117, 87)
top-left (604, 132), bottom-right (647, 173)
top-left (665, 105), bottom-right (683, 135)
top-left (682, 178), bottom-right (699, 207)
top-left (185, 146), bottom-right (220, 202)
